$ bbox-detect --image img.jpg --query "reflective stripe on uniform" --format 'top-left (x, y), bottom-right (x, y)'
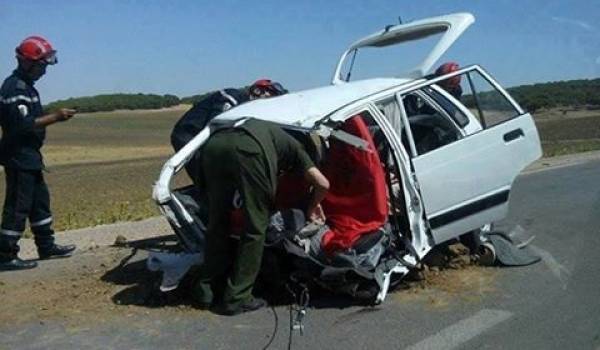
top-left (30, 216), bottom-right (53, 227)
top-left (219, 90), bottom-right (238, 107)
top-left (0, 229), bottom-right (23, 237)
top-left (0, 94), bottom-right (39, 104)
top-left (232, 190), bottom-right (243, 208)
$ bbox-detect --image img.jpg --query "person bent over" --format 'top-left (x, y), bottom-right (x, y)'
top-left (192, 118), bottom-right (328, 315)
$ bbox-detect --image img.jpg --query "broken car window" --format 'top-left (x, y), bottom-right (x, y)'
top-left (462, 71), bottom-right (521, 128)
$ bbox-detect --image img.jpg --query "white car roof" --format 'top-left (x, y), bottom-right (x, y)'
top-left (216, 77), bottom-right (412, 128)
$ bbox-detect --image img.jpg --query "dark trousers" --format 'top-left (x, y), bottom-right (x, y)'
top-left (192, 131), bottom-right (271, 310)
top-left (0, 167), bottom-right (55, 256)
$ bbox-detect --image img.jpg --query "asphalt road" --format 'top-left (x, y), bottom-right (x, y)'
top-left (1, 158), bottom-right (599, 350)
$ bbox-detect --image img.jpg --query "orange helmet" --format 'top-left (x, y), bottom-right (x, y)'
top-left (435, 62), bottom-right (460, 88)
top-left (16, 36), bottom-right (57, 65)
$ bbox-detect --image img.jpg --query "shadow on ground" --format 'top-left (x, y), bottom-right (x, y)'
top-left (100, 235), bottom-right (199, 308)
top-left (98, 236), bottom-right (375, 312)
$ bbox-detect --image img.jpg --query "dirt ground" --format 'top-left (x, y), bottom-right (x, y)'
top-left (0, 245), bottom-right (205, 328)
top-left (0, 237), bottom-right (497, 328)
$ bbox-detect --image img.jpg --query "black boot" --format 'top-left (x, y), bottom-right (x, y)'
top-left (216, 297), bottom-right (267, 316)
top-left (37, 244), bottom-right (76, 260)
top-left (0, 253), bottom-right (37, 271)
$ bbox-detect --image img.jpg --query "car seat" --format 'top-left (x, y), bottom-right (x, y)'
top-left (320, 114), bottom-right (389, 255)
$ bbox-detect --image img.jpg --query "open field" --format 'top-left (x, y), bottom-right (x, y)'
top-left (533, 108), bottom-right (600, 157)
top-left (43, 107), bottom-right (188, 165)
top-left (0, 106), bottom-right (598, 232)
top-left (0, 107), bottom-right (192, 231)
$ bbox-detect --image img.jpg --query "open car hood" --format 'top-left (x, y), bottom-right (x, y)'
top-left (332, 12), bottom-right (474, 84)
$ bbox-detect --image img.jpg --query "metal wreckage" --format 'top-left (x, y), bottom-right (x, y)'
top-left (148, 12), bottom-right (541, 323)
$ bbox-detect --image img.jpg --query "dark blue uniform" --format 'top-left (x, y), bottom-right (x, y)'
top-left (170, 88), bottom-right (249, 151)
top-left (170, 88), bottom-right (249, 180)
top-left (0, 69), bottom-right (55, 255)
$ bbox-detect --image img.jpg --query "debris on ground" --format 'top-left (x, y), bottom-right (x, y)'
top-left (114, 235), bottom-right (129, 247)
top-left (395, 241), bottom-right (499, 309)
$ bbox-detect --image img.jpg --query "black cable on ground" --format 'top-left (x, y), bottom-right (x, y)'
top-left (118, 247), bottom-right (138, 268)
top-left (262, 305), bottom-right (278, 350)
top-left (285, 282), bottom-right (298, 350)
top-left (288, 304), bottom-right (294, 350)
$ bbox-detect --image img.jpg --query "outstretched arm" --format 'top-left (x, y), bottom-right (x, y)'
top-left (35, 108), bottom-right (77, 127)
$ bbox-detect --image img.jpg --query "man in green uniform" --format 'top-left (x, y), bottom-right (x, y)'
top-left (193, 118), bottom-right (329, 315)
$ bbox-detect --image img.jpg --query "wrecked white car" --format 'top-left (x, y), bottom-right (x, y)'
top-left (151, 12), bottom-right (542, 304)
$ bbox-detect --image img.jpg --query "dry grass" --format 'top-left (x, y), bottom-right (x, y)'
top-left (533, 108), bottom-right (600, 157)
top-left (0, 157), bottom-right (193, 232)
top-left (46, 108), bottom-right (184, 149)
top-left (0, 108), bottom-right (192, 231)
top-left (43, 145), bottom-right (173, 166)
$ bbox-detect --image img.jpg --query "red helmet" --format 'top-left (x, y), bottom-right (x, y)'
top-left (249, 79), bottom-right (288, 97)
top-left (435, 62), bottom-right (460, 88)
top-left (16, 36), bottom-right (57, 65)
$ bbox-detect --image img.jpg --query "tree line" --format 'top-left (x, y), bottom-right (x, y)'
top-left (45, 93), bottom-right (181, 113)
top-left (508, 78), bottom-right (600, 112)
top-left (45, 78), bottom-right (599, 114)
top-left (45, 91), bottom-right (223, 113)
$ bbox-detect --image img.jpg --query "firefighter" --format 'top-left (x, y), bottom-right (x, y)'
top-left (170, 79), bottom-right (287, 179)
top-left (0, 36), bottom-right (77, 271)
top-left (192, 118), bottom-right (329, 315)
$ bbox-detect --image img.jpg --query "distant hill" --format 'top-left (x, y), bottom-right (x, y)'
top-left (45, 78), bottom-right (599, 114)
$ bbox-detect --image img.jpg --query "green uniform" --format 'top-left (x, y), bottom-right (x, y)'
top-left (193, 119), bottom-right (314, 311)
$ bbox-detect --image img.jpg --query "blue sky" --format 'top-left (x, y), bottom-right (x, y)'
top-left (1, 0), bottom-right (599, 103)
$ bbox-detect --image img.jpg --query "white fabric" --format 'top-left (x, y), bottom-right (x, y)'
top-left (147, 251), bottom-right (203, 292)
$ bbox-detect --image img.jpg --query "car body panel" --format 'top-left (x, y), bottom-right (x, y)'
top-left (332, 12), bottom-right (475, 84)
top-left (216, 78), bottom-right (413, 128)
top-left (412, 113), bottom-right (542, 243)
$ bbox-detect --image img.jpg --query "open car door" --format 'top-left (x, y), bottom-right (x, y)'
top-left (332, 12), bottom-right (475, 84)
top-left (401, 66), bottom-right (542, 244)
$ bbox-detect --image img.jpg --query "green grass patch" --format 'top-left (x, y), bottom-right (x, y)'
top-left (536, 114), bottom-right (600, 142)
top-left (542, 139), bottom-right (600, 157)
top-left (534, 110), bottom-right (600, 157)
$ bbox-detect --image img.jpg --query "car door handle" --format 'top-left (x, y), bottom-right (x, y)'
top-left (503, 128), bottom-right (524, 142)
